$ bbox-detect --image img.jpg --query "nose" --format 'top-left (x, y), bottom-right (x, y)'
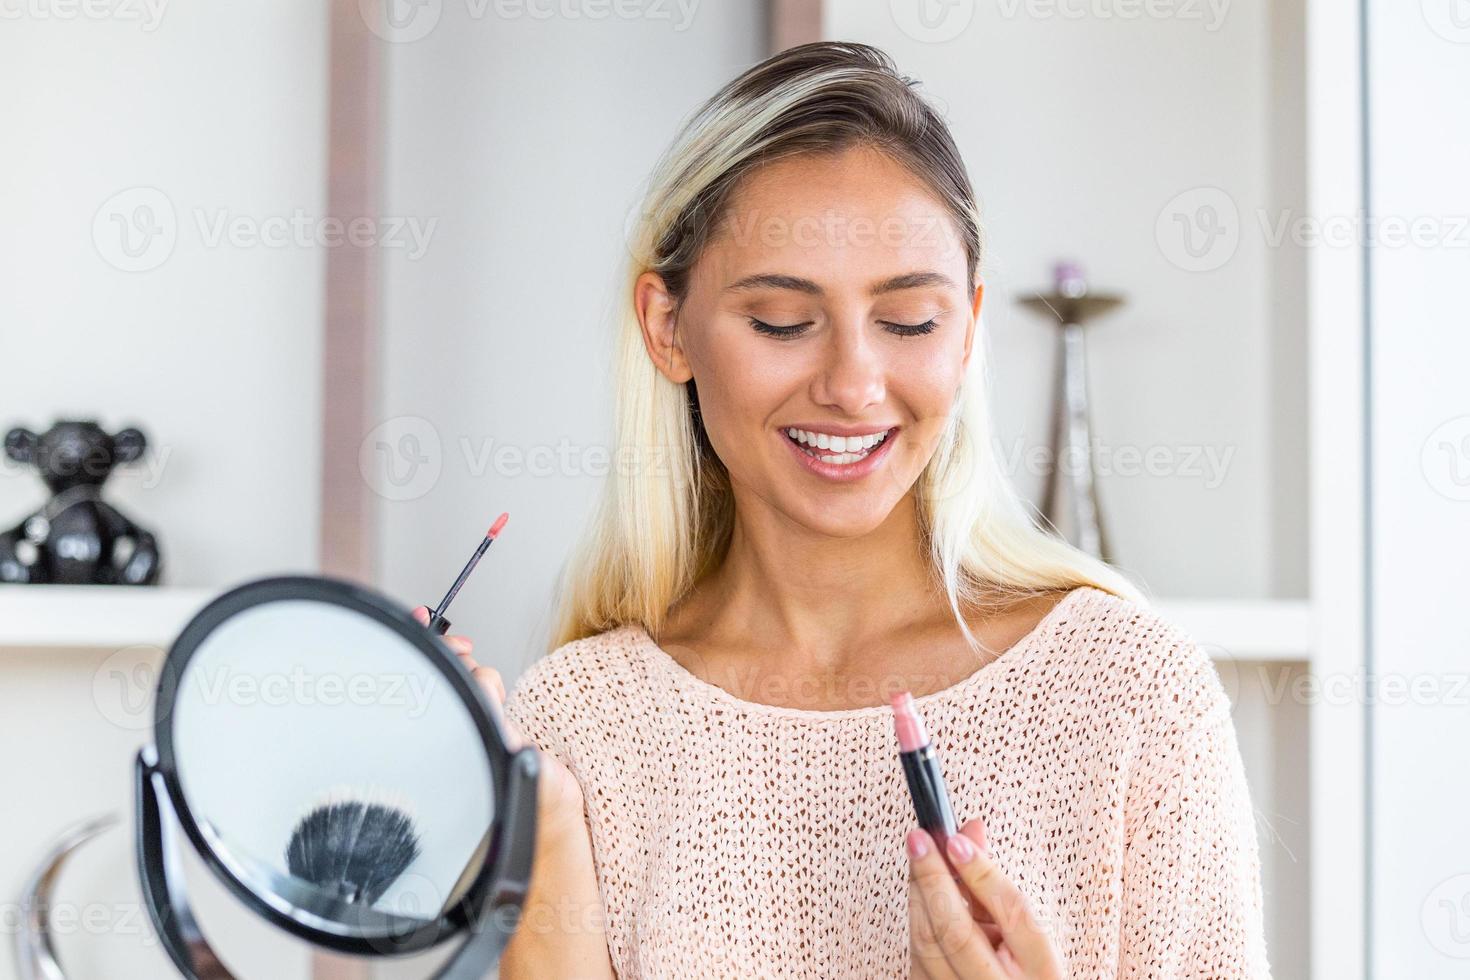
top-left (811, 321), bottom-right (885, 416)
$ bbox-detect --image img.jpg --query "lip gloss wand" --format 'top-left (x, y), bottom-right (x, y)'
top-left (423, 512), bottom-right (509, 635)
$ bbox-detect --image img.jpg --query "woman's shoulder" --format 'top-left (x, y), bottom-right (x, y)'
top-left (502, 623), bottom-right (656, 733)
top-left (1042, 585), bottom-right (1230, 731)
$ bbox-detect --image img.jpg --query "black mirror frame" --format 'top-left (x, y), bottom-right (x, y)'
top-left (135, 575), bottom-right (540, 978)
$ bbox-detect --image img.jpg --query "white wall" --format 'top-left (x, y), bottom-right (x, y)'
top-left (0, 7), bottom-right (327, 979)
top-left (825, 0), bottom-right (1306, 602)
top-left (372, 4), bottom-right (766, 669)
top-left (1365, 1), bottom-right (1470, 974)
top-left (0, 3), bottom-right (326, 589)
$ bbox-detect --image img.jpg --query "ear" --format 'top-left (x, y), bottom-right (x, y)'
top-left (4, 428), bottom-right (38, 465)
top-left (962, 282), bottom-right (984, 371)
top-left (112, 428), bottom-right (147, 464)
top-left (634, 271), bottom-right (693, 384)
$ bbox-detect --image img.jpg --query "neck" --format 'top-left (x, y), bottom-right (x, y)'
top-left (697, 487), bottom-right (940, 671)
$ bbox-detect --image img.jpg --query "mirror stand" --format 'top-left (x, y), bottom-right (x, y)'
top-left (136, 745), bottom-right (541, 980)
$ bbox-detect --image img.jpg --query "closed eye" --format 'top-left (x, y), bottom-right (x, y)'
top-left (882, 319), bottom-right (938, 337)
top-left (747, 316), bottom-right (812, 339)
top-left (747, 317), bottom-right (940, 339)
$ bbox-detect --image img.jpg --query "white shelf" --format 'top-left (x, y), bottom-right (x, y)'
top-left (1153, 598), bottom-right (1313, 662)
top-left (0, 585), bottom-right (215, 649)
top-left (0, 585), bottom-right (1314, 664)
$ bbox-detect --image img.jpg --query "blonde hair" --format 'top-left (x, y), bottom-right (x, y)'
top-left (550, 42), bottom-right (1143, 650)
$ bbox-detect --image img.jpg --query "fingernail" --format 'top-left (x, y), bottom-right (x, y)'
top-left (947, 833), bottom-right (977, 864)
top-left (906, 830), bottom-right (930, 859)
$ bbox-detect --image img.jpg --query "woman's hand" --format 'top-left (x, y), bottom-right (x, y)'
top-left (412, 607), bottom-right (614, 979)
top-left (411, 607), bottom-right (588, 841)
top-left (906, 820), bottom-right (1065, 979)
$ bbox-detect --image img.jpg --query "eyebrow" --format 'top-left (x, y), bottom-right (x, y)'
top-left (724, 271), bottom-right (957, 296)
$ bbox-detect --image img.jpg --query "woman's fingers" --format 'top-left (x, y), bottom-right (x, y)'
top-left (907, 830), bottom-right (1007, 979)
top-left (410, 606), bottom-right (517, 739)
top-left (472, 665), bottom-right (507, 704)
top-left (944, 826), bottom-right (1061, 979)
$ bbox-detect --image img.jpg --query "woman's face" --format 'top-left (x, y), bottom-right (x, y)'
top-left (636, 145), bottom-right (981, 538)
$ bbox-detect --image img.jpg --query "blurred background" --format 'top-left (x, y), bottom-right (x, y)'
top-left (1, 1), bottom-right (1465, 977)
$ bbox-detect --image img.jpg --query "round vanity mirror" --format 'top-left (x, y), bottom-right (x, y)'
top-left (135, 577), bottom-right (539, 980)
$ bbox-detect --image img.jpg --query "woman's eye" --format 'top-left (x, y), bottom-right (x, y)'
top-left (747, 317), bottom-right (811, 339)
top-left (882, 319), bottom-right (938, 337)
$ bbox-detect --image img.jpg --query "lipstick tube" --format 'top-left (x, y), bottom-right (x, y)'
top-left (892, 692), bottom-right (958, 846)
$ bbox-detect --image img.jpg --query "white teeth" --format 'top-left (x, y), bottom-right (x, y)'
top-left (784, 427), bottom-right (891, 448)
top-left (783, 427), bottom-right (894, 466)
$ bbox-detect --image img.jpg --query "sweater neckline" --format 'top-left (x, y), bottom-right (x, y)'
top-left (627, 586), bottom-right (1090, 722)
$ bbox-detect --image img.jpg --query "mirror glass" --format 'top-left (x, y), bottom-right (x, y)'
top-left (169, 598), bottom-right (495, 934)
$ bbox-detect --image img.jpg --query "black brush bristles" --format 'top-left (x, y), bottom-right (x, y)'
top-left (284, 800), bottom-right (421, 906)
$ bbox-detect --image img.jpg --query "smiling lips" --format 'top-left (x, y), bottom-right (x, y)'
top-left (783, 426), bottom-right (895, 466)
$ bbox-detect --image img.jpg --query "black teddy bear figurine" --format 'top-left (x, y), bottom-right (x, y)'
top-left (0, 420), bottom-right (162, 585)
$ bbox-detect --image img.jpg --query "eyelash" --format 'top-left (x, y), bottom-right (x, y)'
top-left (746, 317), bottom-right (939, 339)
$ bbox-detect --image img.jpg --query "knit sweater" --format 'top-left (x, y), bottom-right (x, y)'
top-left (503, 586), bottom-right (1271, 978)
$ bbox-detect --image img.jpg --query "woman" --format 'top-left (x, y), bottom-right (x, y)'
top-left (423, 41), bottom-right (1269, 978)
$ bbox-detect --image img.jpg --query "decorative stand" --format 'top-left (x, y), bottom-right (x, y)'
top-left (1017, 263), bottom-right (1125, 564)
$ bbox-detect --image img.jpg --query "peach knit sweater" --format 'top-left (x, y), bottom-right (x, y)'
top-left (504, 586), bottom-right (1270, 978)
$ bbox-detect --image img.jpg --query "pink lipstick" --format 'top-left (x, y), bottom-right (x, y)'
top-left (892, 691), bottom-right (958, 846)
